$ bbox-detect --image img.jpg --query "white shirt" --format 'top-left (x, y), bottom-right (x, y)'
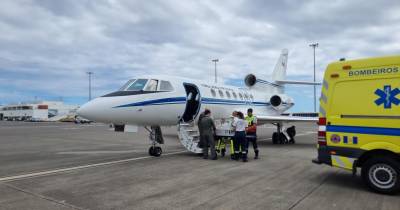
top-left (232, 118), bottom-right (247, 132)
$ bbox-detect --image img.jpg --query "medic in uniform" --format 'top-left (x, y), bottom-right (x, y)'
top-left (245, 108), bottom-right (259, 159)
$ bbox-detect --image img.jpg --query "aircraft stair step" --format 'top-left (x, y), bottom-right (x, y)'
top-left (177, 123), bottom-right (202, 154)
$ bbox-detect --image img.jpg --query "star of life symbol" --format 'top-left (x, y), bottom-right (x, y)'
top-left (374, 85), bottom-right (400, 109)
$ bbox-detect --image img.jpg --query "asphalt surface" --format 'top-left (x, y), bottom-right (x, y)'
top-left (0, 121), bottom-right (398, 210)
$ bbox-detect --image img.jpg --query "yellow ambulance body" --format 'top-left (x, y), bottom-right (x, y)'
top-left (313, 55), bottom-right (400, 194)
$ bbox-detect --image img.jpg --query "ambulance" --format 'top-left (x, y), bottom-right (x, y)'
top-left (312, 55), bottom-right (400, 194)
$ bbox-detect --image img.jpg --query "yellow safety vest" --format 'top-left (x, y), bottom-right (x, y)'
top-left (245, 115), bottom-right (255, 126)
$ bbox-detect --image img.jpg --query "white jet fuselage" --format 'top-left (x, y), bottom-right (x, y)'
top-left (77, 75), bottom-right (294, 126)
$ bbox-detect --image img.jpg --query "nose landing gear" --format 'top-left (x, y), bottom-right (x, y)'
top-left (149, 146), bottom-right (162, 157)
top-left (146, 126), bottom-right (164, 157)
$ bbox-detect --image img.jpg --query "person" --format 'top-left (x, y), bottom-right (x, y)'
top-left (245, 108), bottom-right (259, 159)
top-left (232, 111), bottom-right (248, 162)
top-left (230, 111), bottom-right (239, 160)
top-left (197, 111), bottom-right (205, 149)
top-left (199, 109), bottom-right (217, 160)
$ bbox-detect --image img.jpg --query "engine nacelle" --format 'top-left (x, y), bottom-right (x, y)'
top-left (269, 94), bottom-right (293, 111)
top-left (244, 74), bottom-right (257, 87)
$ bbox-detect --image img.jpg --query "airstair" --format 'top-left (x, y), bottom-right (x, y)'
top-left (177, 122), bottom-right (203, 154)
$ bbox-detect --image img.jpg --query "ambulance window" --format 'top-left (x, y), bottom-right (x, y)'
top-left (232, 92), bottom-right (237, 99)
top-left (144, 79), bottom-right (159, 91)
top-left (127, 79), bottom-right (148, 91)
top-left (218, 90), bottom-right (224, 98)
top-left (225, 91), bottom-right (231, 99)
top-left (211, 89), bottom-right (216, 97)
top-left (119, 79), bottom-right (136, 91)
top-left (160, 81), bottom-right (174, 91)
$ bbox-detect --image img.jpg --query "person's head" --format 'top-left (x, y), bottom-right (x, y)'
top-left (237, 111), bottom-right (244, 119)
top-left (247, 108), bottom-right (253, 117)
top-left (232, 111), bottom-right (237, 117)
top-left (204, 109), bottom-right (211, 116)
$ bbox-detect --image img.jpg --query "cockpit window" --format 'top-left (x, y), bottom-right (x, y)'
top-left (160, 81), bottom-right (174, 91)
top-left (127, 79), bottom-right (148, 91)
top-left (119, 79), bottom-right (136, 91)
top-left (144, 79), bottom-right (159, 91)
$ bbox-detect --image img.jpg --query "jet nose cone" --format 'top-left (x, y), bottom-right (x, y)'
top-left (77, 102), bottom-right (94, 120)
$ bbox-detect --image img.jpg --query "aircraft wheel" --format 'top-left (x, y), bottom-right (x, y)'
top-left (221, 148), bottom-right (226, 157)
top-left (272, 132), bottom-right (279, 144)
top-left (153, 146), bottom-right (162, 157)
top-left (148, 147), bottom-right (155, 156)
top-left (279, 133), bottom-right (287, 144)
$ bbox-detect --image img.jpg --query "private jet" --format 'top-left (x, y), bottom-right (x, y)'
top-left (77, 49), bottom-right (319, 156)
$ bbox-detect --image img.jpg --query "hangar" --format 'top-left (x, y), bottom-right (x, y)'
top-left (0, 101), bottom-right (78, 121)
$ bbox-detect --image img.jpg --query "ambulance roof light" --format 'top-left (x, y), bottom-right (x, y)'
top-left (342, 65), bottom-right (352, 70)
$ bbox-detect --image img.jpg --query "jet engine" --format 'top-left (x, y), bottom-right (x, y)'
top-left (244, 74), bottom-right (257, 87)
top-left (269, 94), bottom-right (293, 111)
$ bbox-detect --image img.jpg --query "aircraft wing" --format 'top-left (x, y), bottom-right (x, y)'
top-left (256, 115), bottom-right (318, 124)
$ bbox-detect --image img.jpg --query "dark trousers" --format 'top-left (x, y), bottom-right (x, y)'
top-left (202, 134), bottom-right (216, 159)
top-left (235, 131), bottom-right (247, 160)
top-left (246, 134), bottom-right (258, 153)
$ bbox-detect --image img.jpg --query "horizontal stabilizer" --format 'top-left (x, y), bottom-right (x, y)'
top-left (275, 80), bottom-right (322, 85)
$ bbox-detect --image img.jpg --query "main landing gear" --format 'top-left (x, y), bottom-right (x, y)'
top-left (272, 123), bottom-right (296, 144)
top-left (146, 126), bottom-right (164, 157)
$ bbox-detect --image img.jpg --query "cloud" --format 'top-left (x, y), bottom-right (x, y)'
top-left (0, 0), bottom-right (399, 110)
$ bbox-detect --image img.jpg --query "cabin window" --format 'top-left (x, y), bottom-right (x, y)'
top-left (119, 79), bottom-right (136, 91)
top-left (144, 79), bottom-right (159, 91)
top-left (239, 93), bottom-right (243, 100)
top-left (160, 81), bottom-right (174, 91)
top-left (218, 90), bottom-right (224, 98)
top-left (225, 91), bottom-right (231, 99)
top-left (127, 79), bottom-right (148, 91)
top-left (244, 93), bottom-right (249, 101)
top-left (232, 92), bottom-right (237, 99)
top-left (211, 89), bottom-right (216, 97)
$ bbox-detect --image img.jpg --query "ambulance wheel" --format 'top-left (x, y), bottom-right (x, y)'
top-left (361, 156), bottom-right (400, 194)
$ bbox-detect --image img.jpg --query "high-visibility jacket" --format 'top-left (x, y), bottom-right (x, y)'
top-left (245, 115), bottom-right (257, 135)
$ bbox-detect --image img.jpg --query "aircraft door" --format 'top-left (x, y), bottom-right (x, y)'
top-left (181, 83), bottom-right (201, 123)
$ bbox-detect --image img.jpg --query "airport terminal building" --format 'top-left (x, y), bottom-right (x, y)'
top-left (0, 101), bottom-right (78, 121)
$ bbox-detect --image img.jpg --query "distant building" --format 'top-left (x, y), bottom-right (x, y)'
top-left (0, 101), bottom-right (78, 121)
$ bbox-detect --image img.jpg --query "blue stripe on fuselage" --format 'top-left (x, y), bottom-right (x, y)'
top-left (113, 97), bottom-right (270, 108)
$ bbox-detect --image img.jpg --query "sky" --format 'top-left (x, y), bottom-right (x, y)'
top-left (0, 0), bottom-right (399, 112)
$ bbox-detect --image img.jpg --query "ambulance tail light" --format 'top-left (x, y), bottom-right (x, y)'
top-left (318, 117), bottom-right (327, 146)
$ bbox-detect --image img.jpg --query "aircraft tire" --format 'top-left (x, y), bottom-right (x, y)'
top-left (272, 132), bottom-right (278, 144)
top-left (153, 146), bottom-right (162, 157)
top-left (148, 147), bottom-right (155, 156)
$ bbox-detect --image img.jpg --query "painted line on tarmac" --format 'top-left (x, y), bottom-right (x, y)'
top-left (0, 132), bottom-right (316, 182)
top-left (0, 150), bottom-right (187, 183)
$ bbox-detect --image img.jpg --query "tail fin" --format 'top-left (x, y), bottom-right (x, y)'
top-left (272, 49), bottom-right (289, 81)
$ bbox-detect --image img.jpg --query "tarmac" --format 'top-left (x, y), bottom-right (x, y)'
top-left (0, 121), bottom-right (398, 210)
